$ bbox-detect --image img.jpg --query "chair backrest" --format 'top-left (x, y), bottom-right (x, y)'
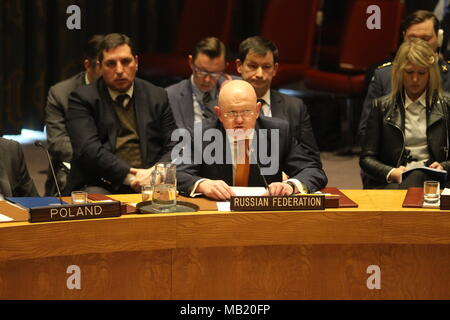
top-left (338, 0), bottom-right (405, 71)
top-left (260, 0), bottom-right (320, 66)
top-left (174, 0), bottom-right (235, 55)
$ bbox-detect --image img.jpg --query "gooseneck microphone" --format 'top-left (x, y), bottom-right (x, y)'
top-left (34, 141), bottom-right (63, 205)
top-left (249, 146), bottom-right (272, 196)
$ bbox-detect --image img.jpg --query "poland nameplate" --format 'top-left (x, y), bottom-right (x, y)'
top-left (230, 195), bottom-right (325, 211)
top-left (29, 201), bottom-right (122, 223)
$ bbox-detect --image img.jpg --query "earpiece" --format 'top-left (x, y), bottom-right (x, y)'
top-left (438, 28), bottom-right (444, 48)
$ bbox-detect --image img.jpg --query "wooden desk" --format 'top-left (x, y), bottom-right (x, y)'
top-left (1, 190), bottom-right (450, 299)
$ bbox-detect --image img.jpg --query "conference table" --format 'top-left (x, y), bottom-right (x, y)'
top-left (1, 189), bottom-right (450, 300)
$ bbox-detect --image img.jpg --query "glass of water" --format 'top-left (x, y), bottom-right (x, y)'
top-left (141, 184), bottom-right (153, 202)
top-left (151, 162), bottom-right (177, 212)
top-left (71, 191), bottom-right (87, 204)
top-left (423, 181), bottom-right (440, 204)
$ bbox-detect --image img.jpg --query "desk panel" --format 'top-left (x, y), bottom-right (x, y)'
top-left (1, 190), bottom-right (450, 299)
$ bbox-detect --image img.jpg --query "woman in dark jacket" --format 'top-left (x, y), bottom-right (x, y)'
top-left (360, 38), bottom-right (450, 189)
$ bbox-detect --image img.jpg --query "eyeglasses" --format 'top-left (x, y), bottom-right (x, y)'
top-left (193, 65), bottom-right (223, 79)
top-left (223, 110), bottom-right (255, 119)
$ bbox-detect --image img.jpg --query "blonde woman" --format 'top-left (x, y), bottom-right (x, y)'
top-left (360, 38), bottom-right (450, 188)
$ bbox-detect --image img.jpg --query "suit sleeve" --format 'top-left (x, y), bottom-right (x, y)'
top-left (359, 99), bottom-right (395, 182)
top-left (11, 141), bottom-right (39, 197)
top-left (282, 125), bottom-right (327, 193)
top-left (67, 89), bottom-right (131, 185)
top-left (45, 86), bottom-right (73, 163)
top-left (358, 69), bottom-right (385, 143)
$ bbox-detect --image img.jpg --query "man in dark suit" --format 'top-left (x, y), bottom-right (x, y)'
top-left (44, 34), bottom-right (104, 196)
top-left (236, 36), bottom-right (321, 163)
top-left (66, 33), bottom-right (177, 194)
top-left (0, 138), bottom-right (39, 198)
top-left (176, 80), bottom-right (327, 200)
top-left (358, 10), bottom-right (450, 141)
top-left (166, 37), bottom-right (231, 131)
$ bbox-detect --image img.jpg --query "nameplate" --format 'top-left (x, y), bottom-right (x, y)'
top-left (440, 194), bottom-right (450, 210)
top-left (28, 202), bottom-right (122, 223)
top-left (230, 195), bottom-right (325, 211)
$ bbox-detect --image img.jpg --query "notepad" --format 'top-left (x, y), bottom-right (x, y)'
top-left (6, 197), bottom-right (67, 209)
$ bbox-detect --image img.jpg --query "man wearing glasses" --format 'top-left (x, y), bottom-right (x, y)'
top-left (236, 36), bottom-right (321, 164)
top-left (166, 37), bottom-right (232, 131)
top-left (176, 80), bottom-right (327, 200)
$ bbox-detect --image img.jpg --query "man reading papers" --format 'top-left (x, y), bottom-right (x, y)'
top-left (175, 80), bottom-right (327, 200)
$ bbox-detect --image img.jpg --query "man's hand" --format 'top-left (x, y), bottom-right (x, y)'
top-left (429, 161), bottom-right (444, 170)
top-left (196, 179), bottom-right (235, 200)
top-left (263, 182), bottom-right (293, 196)
top-left (389, 166), bottom-right (406, 184)
top-left (129, 167), bottom-right (154, 192)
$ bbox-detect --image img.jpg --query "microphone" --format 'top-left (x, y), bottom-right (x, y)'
top-left (34, 141), bottom-right (64, 205)
top-left (249, 146), bottom-right (272, 196)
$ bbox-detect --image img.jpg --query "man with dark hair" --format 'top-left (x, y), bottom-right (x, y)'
top-left (166, 37), bottom-right (231, 130)
top-left (0, 138), bottom-right (39, 198)
top-left (236, 36), bottom-right (321, 164)
top-left (65, 33), bottom-right (177, 194)
top-left (45, 34), bottom-right (104, 196)
top-left (358, 10), bottom-right (450, 141)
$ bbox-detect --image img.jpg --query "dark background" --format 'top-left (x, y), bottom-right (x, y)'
top-left (0, 0), bottom-right (438, 135)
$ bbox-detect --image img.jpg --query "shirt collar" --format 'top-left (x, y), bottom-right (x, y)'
top-left (108, 83), bottom-right (134, 102)
top-left (190, 75), bottom-right (217, 100)
top-left (404, 90), bottom-right (426, 109)
top-left (84, 72), bottom-right (90, 85)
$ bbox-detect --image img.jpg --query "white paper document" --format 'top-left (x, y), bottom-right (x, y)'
top-left (0, 213), bottom-right (14, 222)
top-left (230, 187), bottom-right (267, 196)
top-left (216, 202), bottom-right (231, 212)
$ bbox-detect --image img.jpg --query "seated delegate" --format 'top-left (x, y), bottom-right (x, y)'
top-left (175, 80), bottom-right (327, 200)
top-left (360, 38), bottom-right (450, 189)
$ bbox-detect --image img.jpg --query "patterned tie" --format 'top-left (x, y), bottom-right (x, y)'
top-left (116, 94), bottom-right (129, 108)
top-left (202, 92), bottom-right (215, 119)
top-left (258, 98), bottom-right (270, 116)
top-left (234, 139), bottom-right (250, 187)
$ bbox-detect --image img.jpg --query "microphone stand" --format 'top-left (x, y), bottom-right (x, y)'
top-left (34, 141), bottom-right (64, 205)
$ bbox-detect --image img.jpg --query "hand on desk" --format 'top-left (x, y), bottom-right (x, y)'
top-left (262, 182), bottom-right (293, 196)
top-left (197, 179), bottom-right (236, 200)
top-left (129, 167), bottom-right (154, 192)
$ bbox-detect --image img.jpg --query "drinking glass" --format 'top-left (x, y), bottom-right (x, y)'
top-left (151, 163), bottom-right (177, 212)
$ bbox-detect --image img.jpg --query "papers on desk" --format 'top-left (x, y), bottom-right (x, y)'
top-left (230, 187), bottom-right (267, 196)
top-left (216, 187), bottom-right (268, 211)
top-left (0, 213), bottom-right (13, 222)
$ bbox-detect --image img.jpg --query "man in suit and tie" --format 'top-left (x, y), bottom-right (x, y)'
top-left (176, 80), bottom-right (327, 200)
top-left (66, 33), bottom-right (177, 194)
top-left (236, 36), bottom-right (321, 163)
top-left (44, 34), bottom-right (104, 196)
top-left (0, 138), bottom-right (39, 198)
top-left (166, 37), bottom-right (231, 131)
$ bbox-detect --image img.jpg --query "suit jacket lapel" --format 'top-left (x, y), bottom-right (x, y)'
top-left (133, 80), bottom-right (149, 159)
top-left (98, 80), bottom-right (119, 152)
top-left (179, 81), bottom-right (195, 129)
top-left (269, 89), bottom-right (284, 118)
